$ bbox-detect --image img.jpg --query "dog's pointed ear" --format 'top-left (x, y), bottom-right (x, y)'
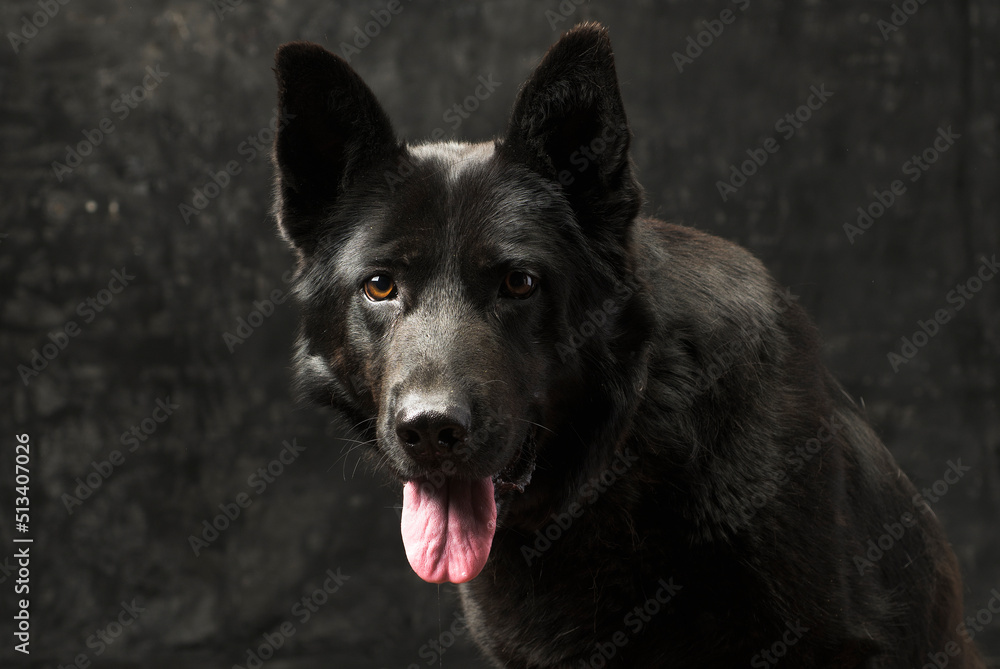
top-left (501, 23), bottom-right (641, 233)
top-left (273, 42), bottom-right (400, 255)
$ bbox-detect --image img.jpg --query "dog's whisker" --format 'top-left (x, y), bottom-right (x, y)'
top-left (510, 417), bottom-right (555, 435)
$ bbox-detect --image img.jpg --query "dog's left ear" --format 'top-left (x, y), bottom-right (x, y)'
top-left (501, 23), bottom-right (641, 234)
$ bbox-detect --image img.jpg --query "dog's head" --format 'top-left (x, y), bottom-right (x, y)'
top-left (271, 23), bottom-right (649, 583)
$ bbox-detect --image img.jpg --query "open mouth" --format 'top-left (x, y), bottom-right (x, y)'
top-left (399, 430), bottom-right (536, 584)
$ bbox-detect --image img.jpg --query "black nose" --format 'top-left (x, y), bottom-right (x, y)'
top-left (395, 396), bottom-right (471, 463)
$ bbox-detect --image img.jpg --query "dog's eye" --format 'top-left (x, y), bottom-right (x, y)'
top-left (501, 271), bottom-right (537, 299)
top-left (364, 274), bottom-right (396, 301)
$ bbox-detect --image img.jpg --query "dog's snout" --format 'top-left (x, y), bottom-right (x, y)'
top-left (395, 395), bottom-right (471, 463)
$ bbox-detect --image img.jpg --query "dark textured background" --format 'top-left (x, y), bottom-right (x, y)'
top-left (1, 0), bottom-right (998, 666)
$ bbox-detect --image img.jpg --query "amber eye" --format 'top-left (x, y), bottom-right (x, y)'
top-left (364, 274), bottom-right (396, 301)
top-left (501, 271), bottom-right (537, 299)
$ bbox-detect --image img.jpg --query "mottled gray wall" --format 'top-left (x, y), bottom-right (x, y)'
top-left (0, 0), bottom-right (997, 666)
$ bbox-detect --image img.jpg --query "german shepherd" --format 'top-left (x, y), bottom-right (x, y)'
top-left (270, 22), bottom-right (983, 668)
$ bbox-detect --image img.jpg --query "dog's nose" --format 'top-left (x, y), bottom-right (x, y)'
top-left (395, 396), bottom-right (471, 463)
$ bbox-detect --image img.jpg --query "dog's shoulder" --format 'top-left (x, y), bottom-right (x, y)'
top-left (632, 218), bottom-right (791, 351)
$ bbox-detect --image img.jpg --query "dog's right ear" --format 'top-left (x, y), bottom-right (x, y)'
top-left (272, 42), bottom-right (400, 255)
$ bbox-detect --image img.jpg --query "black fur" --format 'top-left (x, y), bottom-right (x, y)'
top-left (270, 23), bottom-right (984, 668)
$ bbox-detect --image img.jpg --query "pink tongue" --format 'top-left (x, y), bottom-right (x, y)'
top-left (401, 477), bottom-right (496, 584)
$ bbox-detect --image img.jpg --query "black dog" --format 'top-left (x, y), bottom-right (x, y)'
top-left (270, 23), bottom-right (984, 668)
